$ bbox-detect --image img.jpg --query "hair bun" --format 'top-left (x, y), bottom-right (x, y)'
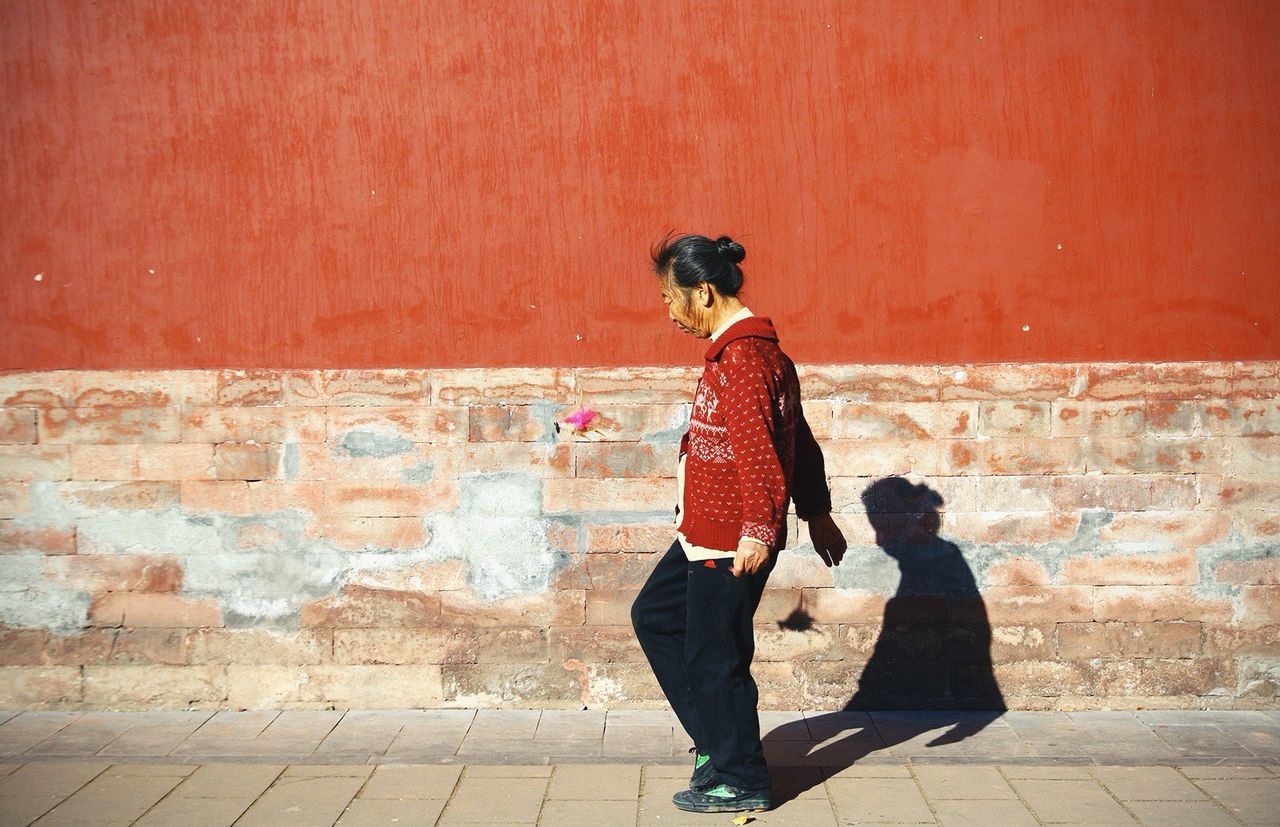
top-left (715, 236), bottom-right (746, 264)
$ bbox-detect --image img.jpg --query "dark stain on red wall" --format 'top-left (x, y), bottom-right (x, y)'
top-left (2, 0), bottom-right (1277, 368)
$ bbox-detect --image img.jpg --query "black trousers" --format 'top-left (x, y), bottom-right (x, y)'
top-left (630, 540), bottom-right (776, 791)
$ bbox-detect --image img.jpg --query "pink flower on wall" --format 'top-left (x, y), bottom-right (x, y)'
top-left (562, 396), bottom-right (605, 439)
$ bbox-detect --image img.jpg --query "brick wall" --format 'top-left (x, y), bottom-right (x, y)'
top-left (0, 364), bottom-right (1276, 710)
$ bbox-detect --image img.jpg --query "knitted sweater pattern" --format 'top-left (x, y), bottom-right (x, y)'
top-left (677, 316), bottom-right (831, 552)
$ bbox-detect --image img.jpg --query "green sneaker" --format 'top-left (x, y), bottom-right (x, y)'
top-left (689, 748), bottom-right (716, 791)
top-left (672, 784), bottom-right (772, 813)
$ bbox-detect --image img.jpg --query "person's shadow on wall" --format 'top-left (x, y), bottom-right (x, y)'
top-left (767, 477), bottom-right (1006, 804)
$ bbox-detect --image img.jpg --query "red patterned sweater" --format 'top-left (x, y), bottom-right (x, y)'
top-left (676, 316), bottom-right (832, 553)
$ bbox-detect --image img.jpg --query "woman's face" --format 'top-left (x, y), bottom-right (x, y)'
top-left (660, 275), bottom-right (711, 338)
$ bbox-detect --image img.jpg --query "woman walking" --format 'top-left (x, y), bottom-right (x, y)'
top-left (631, 233), bottom-right (847, 814)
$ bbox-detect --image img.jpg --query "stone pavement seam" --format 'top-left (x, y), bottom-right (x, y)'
top-left (995, 765), bottom-right (1048, 827)
top-left (1171, 768), bottom-right (1250, 825)
top-left (906, 764), bottom-right (945, 825)
top-left (1087, 768), bottom-right (1151, 826)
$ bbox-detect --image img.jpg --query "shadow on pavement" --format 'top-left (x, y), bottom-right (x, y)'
top-left (765, 476), bottom-right (1007, 805)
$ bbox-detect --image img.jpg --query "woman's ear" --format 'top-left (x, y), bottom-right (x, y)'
top-left (697, 283), bottom-right (714, 307)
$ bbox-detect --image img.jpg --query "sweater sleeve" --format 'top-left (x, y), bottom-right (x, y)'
top-left (719, 341), bottom-right (789, 549)
top-left (792, 405), bottom-right (833, 520)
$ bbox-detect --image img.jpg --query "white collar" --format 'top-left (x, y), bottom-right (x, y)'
top-left (710, 306), bottom-right (754, 342)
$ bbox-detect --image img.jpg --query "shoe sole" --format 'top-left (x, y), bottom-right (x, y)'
top-left (672, 800), bottom-right (772, 814)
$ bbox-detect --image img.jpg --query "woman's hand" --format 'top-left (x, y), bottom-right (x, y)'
top-left (807, 513), bottom-right (847, 567)
top-left (731, 537), bottom-right (771, 576)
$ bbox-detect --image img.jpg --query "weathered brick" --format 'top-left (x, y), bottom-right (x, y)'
top-left (822, 439), bottom-right (944, 476)
top-left (584, 523), bottom-right (673, 554)
top-left (213, 442), bottom-right (283, 480)
top-left (753, 624), bottom-right (840, 662)
top-left (1085, 364), bottom-right (1232, 401)
top-left (439, 590), bottom-right (584, 628)
top-left (1203, 624), bottom-right (1280, 657)
top-left (1098, 511), bottom-right (1232, 548)
top-left (993, 660), bottom-right (1099, 696)
top-left (467, 405), bottom-right (549, 442)
top-left (459, 442), bottom-right (573, 478)
top-left (300, 664), bottom-right (445, 706)
top-left (183, 407), bottom-right (325, 443)
top-left (573, 367), bottom-right (696, 403)
top-left (1202, 400), bottom-right (1280, 437)
top-left (180, 480), bottom-right (324, 514)
top-left (1233, 510), bottom-right (1280, 541)
top-left (574, 442), bottom-right (672, 479)
top-left (188, 629), bottom-right (329, 665)
top-left (989, 624), bottom-right (1056, 661)
top-left (1085, 438), bottom-right (1224, 474)
top-left (765, 548), bottom-right (837, 589)
top-left (985, 557), bottom-right (1051, 587)
top-left (0, 372), bottom-right (72, 407)
top-left (1050, 475), bottom-right (1198, 511)
top-left (1052, 401), bottom-right (1203, 438)
top-left (585, 589), bottom-right (638, 626)
top-left (1202, 476), bottom-right (1280, 512)
top-left (1060, 550), bottom-right (1197, 586)
top-left (300, 586), bottom-right (441, 628)
top-left (573, 661), bottom-right (667, 705)
top-left (334, 628), bottom-right (481, 664)
top-left (978, 401), bottom-right (1051, 437)
top-left (544, 478), bottom-right (673, 513)
top-left (944, 438), bottom-right (1086, 475)
top-left (1093, 586), bottom-right (1233, 622)
top-left (1215, 559), bottom-right (1280, 585)
top-left (0, 520), bottom-right (75, 554)
top-left (284, 369), bottom-right (431, 406)
top-left (1227, 436), bottom-right (1280, 476)
top-left (0, 408), bottom-right (38, 443)
top-left (1094, 657), bottom-right (1233, 697)
top-left (83, 665), bottom-right (225, 708)
top-left (0, 482), bottom-right (31, 518)
top-left (982, 586), bottom-right (1092, 623)
top-left (941, 364), bottom-right (1081, 401)
top-left (0, 666), bottom-right (82, 706)
top-left (802, 588), bottom-right (886, 623)
top-left (97, 629), bottom-right (191, 665)
top-left (0, 445), bottom-right (71, 480)
top-left (345, 559), bottom-right (468, 592)
top-left (799, 365), bottom-right (940, 402)
top-left (324, 481), bottom-right (457, 515)
top-left (71, 444), bottom-right (215, 481)
top-left (579, 552), bottom-right (656, 590)
top-left (290, 443), bottom-right (430, 482)
top-left (1058, 621), bottom-right (1201, 659)
top-left (831, 402), bottom-right (976, 440)
top-left (442, 662), bottom-right (578, 704)
top-left (434, 368), bottom-right (575, 405)
top-left (40, 407), bottom-right (182, 444)
top-left (60, 481), bottom-right (179, 510)
top-left (71, 370), bottom-right (216, 408)
top-left (45, 554), bottom-right (184, 592)
top-left (951, 511), bottom-right (1081, 543)
top-left (549, 625), bottom-right (643, 663)
top-left (215, 369), bottom-right (284, 406)
top-left (89, 593), bottom-right (223, 628)
top-left (1240, 586), bottom-right (1280, 624)
top-left (1229, 361), bottom-right (1280, 399)
top-left (225, 664), bottom-right (305, 707)
top-left (329, 406), bottom-right (466, 444)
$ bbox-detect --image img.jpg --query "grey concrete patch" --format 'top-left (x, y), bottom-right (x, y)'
top-left (334, 429), bottom-right (413, 459)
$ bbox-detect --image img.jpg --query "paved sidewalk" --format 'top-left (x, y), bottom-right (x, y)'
top-left (0, 710), bottom-right (1277, 825)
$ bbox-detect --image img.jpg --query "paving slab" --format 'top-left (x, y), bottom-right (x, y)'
top-left (167, 763), bottom-right (284, 798)
top-left (933, 798), bottom-right (1039, 826)
top-left (234, 773), bottom-right (366, 826)
top-left (536, 798), bottom-right (637, 827)
top-left (1195, 777), bottom-right (1280, 825)
top-left (1011, 778), bottom-right (1138, 824)
top-left (914, 765), bottom-right (1015, 799)
top-left (437, 774), bottom-right (549, 824)
top-left (337, 798), bottom-right (446, 826)
top-left (534, 710), bottom-right (604, 741)
top-left (361, 764), bottom-right (463, 799)
top-left (547, 764), bottom-right (639, 800)
top-left (135, 796), bottom-right (257, 827)
top-left (32, 771), bottom-right (184, 827)
top-left (826, 776), bottom-right (935, 823)
top-left (1124, 800), bottom-right (1243, 827)
top-left (1089, 766), bottom-right (1208, 801)
top-left (0, 714), bottom-right (81, 758)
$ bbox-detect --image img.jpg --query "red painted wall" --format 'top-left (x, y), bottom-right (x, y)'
top-left (2, 1), bottom-right (1277, 369)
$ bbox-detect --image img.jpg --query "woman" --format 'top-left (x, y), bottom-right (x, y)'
top-left (630, 233), bottom-right (847, 814)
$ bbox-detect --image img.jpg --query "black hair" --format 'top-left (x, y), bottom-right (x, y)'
top-left (650, 232), bottom-right (746, 297)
